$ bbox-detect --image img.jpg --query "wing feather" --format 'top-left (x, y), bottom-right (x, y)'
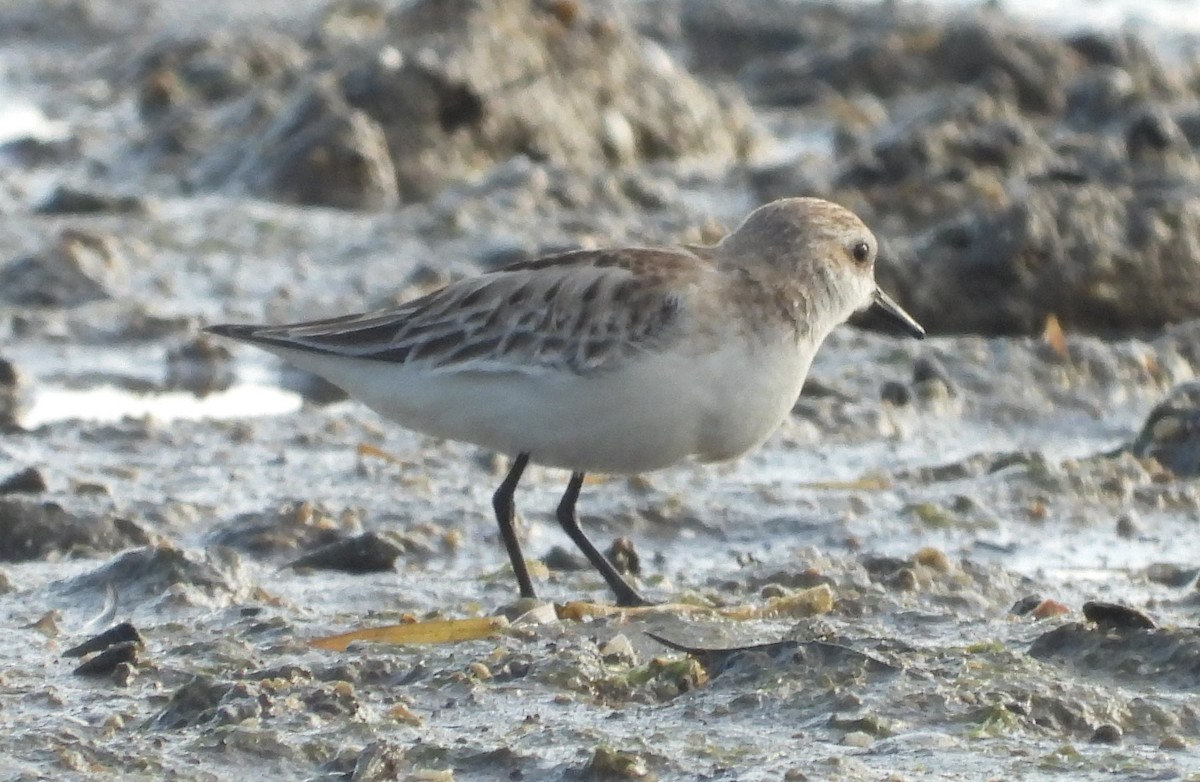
top-left (207, 247), bottom-right (709, 375)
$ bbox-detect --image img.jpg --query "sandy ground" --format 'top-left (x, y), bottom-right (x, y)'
top-left (1, 1), bottom-right (1199, 780)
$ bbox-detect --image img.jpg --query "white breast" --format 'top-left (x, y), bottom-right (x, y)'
top-left (259, 330), bottom-right (816, 474)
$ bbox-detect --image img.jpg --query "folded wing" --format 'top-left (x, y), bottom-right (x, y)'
top-left (206, 248), bottom-right (707, 375)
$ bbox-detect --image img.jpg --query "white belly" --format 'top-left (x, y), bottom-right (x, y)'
top-left (262, 336), bottom-right (814, 474)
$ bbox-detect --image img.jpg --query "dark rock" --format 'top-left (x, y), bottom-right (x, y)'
top-left (1082, 601), bottom-right (1157, 630)
top-left (0, 499), bottom-right (150, 561)
top-left (861, 555), bottom-right (909, 579)
top-left (35, 186), bottom-right (145, 215)
top-left (1010, 595), bottom-right (1042, 615)
top-left (0, 467), bottom-right (46, 495)
top-left (879, 381), bottom-right (910, 406)
top-left (1115, 512), bottom-right (1141, 539)
top-left (542, 544), bottom-right (588, 572)
top-left (0, 135), bottom-right (78, 167)
top-left (1088, 723), bottom-right (1121, 745)
top-left (0, 358), bottom-right (19, 429)
top-left (287, 531), bottom-right (404, 574)
top-left (1145, 563), bottom-right (1199, 588)
top-left (72, 640), bottom-right (140, 677)
top-left (63, 622), bottom-right (144, 658)
top-left (930, 21), bottom-right (1077, 114)
top-left (0, 230), bottom-right (125, 308)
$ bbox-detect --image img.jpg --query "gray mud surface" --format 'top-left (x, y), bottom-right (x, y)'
top-left (2, 1), bottom-right (1200, 780)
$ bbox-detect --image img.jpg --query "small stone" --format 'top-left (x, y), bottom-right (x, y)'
top-left (0, 467), bottom-right (47, 495)
top-left (1159, 735), bottom-right (1188, 751)
top-left (1089, 724), bottom-right (1122, 744)
top-left (1011, 595), bottom-right (1042, 615)
top-left (914, 546), bottom-right (951, 573)
top-left (1082, 601), bottom-right (1156, 630)
top-left (112, 661), bottom-right (138, 687)
top-left (912, 355), bottom-right (957, 397)
top-left (888, 567), bottom-right (919, 592)
top-left (0, 358), bottom-right (20, 428)
top-left (606, 537), bottom-right (641, 576)
top-left (63, 622), bottom-right (144, 658)
top-left (0, 230), bottom-right (126, 307)
top-left (35, 186), bottom-right (145, 215)
top-left (542, 544), bottom-right (587, 572)
top-left (880, 380), bottom-right (911, 406)
top-left (287, 532), bottom-right (404, 574)
top-left (1115, 512), bottom-right (1140, 539)
top-left (1145, 563), bottom-right (1198, 588)
top-left (165, 335), bottom-right (234, 394)
top-left (73, 641), bottom-right (139, 677)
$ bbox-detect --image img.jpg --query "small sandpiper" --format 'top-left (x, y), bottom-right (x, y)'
top-left (207, 197), bottom-right (925, 606)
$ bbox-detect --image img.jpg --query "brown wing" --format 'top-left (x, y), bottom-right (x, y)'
top-left (206, 247), bottom-right (708, 375)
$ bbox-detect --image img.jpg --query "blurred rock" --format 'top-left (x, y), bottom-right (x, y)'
top-left (0, 230), bottom-right (125, 308)
top-left (165, 335), bottom-right (235, 395)
top-left (132, 31), bottom-right (308, 118)
top-left (132, 0), bottom-right (760, 207)
top-left (222, 77), bottom-right (399, 209)
top-left (0, 499), bottom-right (150, 561)
top-left (286, 531), bottom-right (405, 574)
top-left (0, 467), bottom-right (47, 495)
top-left (0, 358), bottom-right (21, 429)
top-left (35, 185), bottom-right (145, 214)
top-left (1131, 381), bottom-right (1200, 477)
top-left (890, 185), bottom-right (1200, 334)
top-left (54, 544), bottom-right (248, 607)
top-left (208, 500), bottom-right (362, 561)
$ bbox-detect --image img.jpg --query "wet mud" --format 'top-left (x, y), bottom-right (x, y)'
top-left (2, 1), bottom-right (1200, 780)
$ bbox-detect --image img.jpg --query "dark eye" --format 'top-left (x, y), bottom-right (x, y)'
top-left (851, 240), bottom-right (871, 265)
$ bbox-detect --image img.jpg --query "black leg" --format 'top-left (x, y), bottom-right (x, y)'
top-left (492, 452), bottom-right (536, 600)
top-left (556, 472), bottom-right (653, 607)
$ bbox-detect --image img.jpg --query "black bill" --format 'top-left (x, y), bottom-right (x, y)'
top-left (872, 288), bottom-right (925, 339)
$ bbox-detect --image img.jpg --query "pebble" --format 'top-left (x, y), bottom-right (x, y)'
top-left (1081, 601), bottom-right (1156, 630)
top-left (0, 467), bottom-right (47, 495)
top-left (287, 532), bottom-right (405, 574)
top-left (1089, 723), bottom-right (1122, 744)
top-left (73, 641), bottom-right (140, 677)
